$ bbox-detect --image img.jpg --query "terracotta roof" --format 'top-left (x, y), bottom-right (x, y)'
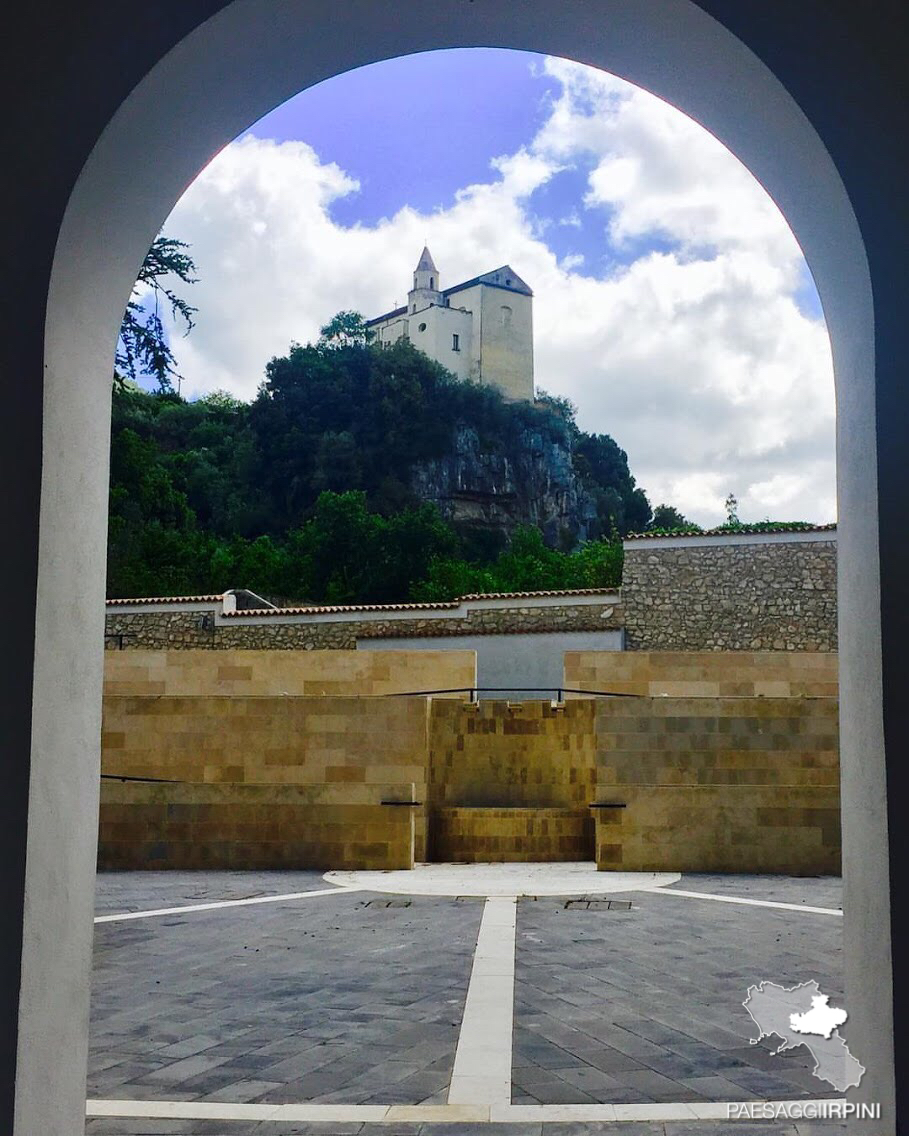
top-left (457, 588), bottom-right (617, 601)
top-left (221, 600), bottom-right (461, 617)
top-left (106, 587), bottom-right (618, 614)
top-left (625, 523), bottom-right (837, 541)
top-left (106, 594), bottom-right (223, 605)
top-left (222, 587), bottom-right (617, 617)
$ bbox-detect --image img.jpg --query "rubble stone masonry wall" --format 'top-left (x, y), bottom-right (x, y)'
top-left (621, 538), bottom-right (837, 651)
top-left (104, 601), bottom-right (624, 650)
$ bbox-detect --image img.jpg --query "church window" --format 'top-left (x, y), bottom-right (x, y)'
top-left (452, 333), bottom-right (460, 352)
top-left (430, 277), bottom-right (435, 289)
top-left (418, 322), bottom-right (427, 332)
top-left (505, 277), bottom-right (512, 285)
top-left (500, 305), bottom-right (513, 328)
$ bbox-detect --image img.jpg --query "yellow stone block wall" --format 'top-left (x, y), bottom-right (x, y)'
top-left (98, 781), bottom-right (415, 870)
top-left (593, 696), bottom-right (840, 873)
top-left (101, 695), bottom-right (430, 860)
top-left (97, 662), bottom-right (842, 873)
top-left (565, 650), bottom-right (838, 698)
top-left (432, 806), bottom-right (593, 862)
top-left (426, 700), bottom-right (596, 863)
top-left (428, 699), bottom-right (597, 809)
top-left (104, 648), bottom-right (476, 697)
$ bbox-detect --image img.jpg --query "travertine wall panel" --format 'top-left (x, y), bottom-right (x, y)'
top-left (102, 695), bottom-right (430, 860)
top-left (593, 696), bottom-right (840, 873)
top-left (428, 699), bottom-right (597, 809)
top-left (594, 787), bottom-right (839, 874)
top-left (98, 781), bottom-right (414, 870)
top-left (621, 539), bottom-right (837, 650)
top-left (565, 650), bottom-right (838, 698)
top-left (98, 684), bottom-right (841, 873)
top-left (103, 648), bottom-right (476, 697)
top-left (432, 807), bottom-right (593, 862)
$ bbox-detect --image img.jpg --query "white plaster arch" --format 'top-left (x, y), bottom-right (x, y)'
top-left (30, 2), bottom-right (888, 1132)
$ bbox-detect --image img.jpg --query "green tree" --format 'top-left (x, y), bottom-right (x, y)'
top-left (318, 310), bottom-right (369, 348)
top-left (648, 503), bottom-right (699, 532)
top-left (116, 235), bottom-right (198, 392)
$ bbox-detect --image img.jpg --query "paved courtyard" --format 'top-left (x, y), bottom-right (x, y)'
top-left (87, 867), bottom-right (850, 1134)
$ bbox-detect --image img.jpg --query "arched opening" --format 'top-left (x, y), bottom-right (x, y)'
top-left (21, 3), bottom-right (891, 1132)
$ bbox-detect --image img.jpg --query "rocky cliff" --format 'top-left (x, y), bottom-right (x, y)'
top-left (410, 425), bottom-right (598, 549)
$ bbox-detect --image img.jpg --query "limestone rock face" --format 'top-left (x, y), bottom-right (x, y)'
top-left (410, 425), bottom-right (597, 547)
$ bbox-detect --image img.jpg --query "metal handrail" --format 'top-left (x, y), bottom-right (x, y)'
top-left (383, 686), bottom-right (642, 700)
top-left (101, 773), bottom-right (183, 783)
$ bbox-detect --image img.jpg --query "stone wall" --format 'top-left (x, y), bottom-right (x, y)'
top-left (621, 534), bottom-right (837, 651)
top-left (104, 599), bottom-right (623, 650)
top-left (101, 694), bottom-right (430, 861)
top-left (428, 699), bottom-right (597, 810)
top-left (431, 807), bottom-right (592, 863)
top-left (98, 678), bottom-right (842, 874)
top-left (593, 695), bottom-right (840, 873)
top-left (564, 650), bottom-right (838, 697)
top-left (98, 781), bottom-right (415, 870)
top-left (103, 648), bottom-right (476, 697)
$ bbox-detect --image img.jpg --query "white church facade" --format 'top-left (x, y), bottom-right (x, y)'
top-left (365, 247), bottom-right (534, 401)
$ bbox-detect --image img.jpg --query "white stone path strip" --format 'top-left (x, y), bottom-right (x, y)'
top-left (638, 886), bottom-right (843, 917)
top-left (94, 886), bottom-right (360, 924)
top-left (86, 1098), bottom-right (845, 1123)
top-left (448, 896), bottom-right (517, 1105)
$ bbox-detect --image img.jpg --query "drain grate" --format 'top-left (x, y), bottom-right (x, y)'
top-left (361, 897), bottom-right (412, 908)
top-left (563, 897), bottom-right (633, 911)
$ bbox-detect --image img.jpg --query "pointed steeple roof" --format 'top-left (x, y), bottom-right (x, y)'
top-left (415, 245), bottom-right (438, 273)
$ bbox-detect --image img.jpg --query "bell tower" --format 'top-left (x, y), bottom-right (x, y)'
top-left (408, 246), bottom-right (442, 313)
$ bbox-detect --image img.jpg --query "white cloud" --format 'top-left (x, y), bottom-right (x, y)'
top-left (158, 56), bottom-right (835, 528)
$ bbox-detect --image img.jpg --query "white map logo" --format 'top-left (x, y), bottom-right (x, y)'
top-left (743, 980), bottom-right (864, 1092)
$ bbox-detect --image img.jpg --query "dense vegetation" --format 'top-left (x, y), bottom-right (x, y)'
top-left (108, 318), bottom-right (647, 603)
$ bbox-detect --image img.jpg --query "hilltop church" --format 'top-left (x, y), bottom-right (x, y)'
top-left (365, 247), bottom-right (534, 401)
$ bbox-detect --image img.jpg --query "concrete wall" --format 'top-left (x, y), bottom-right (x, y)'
top-left (594, 696), bottom-right (840, 874)
top-left (565, 649), bottom-right (838, 697)
top-left (621, 531), bottom-right (837, 650)
top-left (362, 630), bottom-right (623, 696)
top-left (103, 648), bottom-right (476, 697)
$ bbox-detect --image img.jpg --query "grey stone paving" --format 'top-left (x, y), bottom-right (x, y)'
top-left (87, 872), bottom-right (849, 1134)
top-left (663, 874), bottom-right (842, 910)
top-left (512, 878), bottom-right (844, 1106)
top-left (90, 874), bottom-right (483, 1108)
top-left (92, 870), bottom-right (334, 915)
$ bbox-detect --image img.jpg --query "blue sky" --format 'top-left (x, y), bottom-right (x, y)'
top-left (251, 51), bottom-right (560, 225)
top-left (156, 48), bottom-right (834, 527)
